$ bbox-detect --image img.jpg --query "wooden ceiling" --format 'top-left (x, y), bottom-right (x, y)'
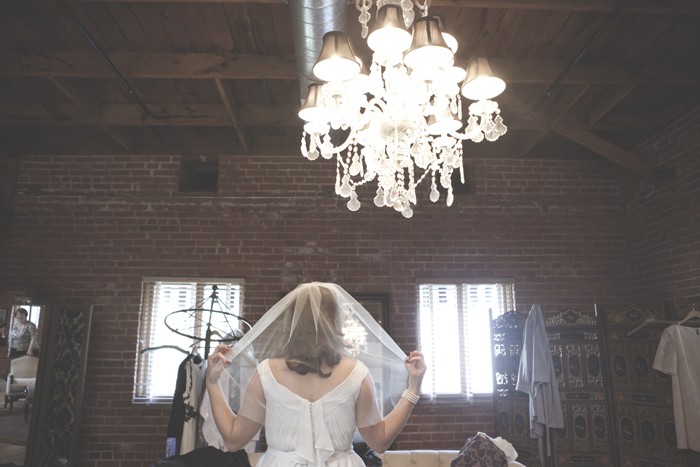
top-left (2, 0), bottom-right (700, 180)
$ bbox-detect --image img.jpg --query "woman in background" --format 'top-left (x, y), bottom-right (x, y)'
top-left (205, 282), bottom-right (425, 467)
top-left (7, 307), bottom-right (38, 359)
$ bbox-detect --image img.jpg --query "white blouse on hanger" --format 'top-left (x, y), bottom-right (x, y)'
top-left (653, 324), bottom-right (700, 452)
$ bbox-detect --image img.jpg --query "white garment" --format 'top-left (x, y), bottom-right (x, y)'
top-left (515, 305), bottom-right (564, 452)
top-left (254, 358), bottom-right (369, 467)
top-left (652, 325), bottom-right (700, 452)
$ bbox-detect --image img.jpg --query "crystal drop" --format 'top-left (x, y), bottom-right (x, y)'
top-left (347, 195), bottom-right (361, 212)
top-left (374, 188), bottom-right (385, 207)
top-left (440, 171), bottom-right (451, 189)
top-left (349, 158), bottom-right (362, 176)
top-left (308, 149), bottom-right (320, 161)
top-left (402, 206), bottom-right (413, 218)
top-left (430, 186), bottom-right (440, 202)
top-left (388, 187), bottom-right (399, 204)
top-left (494, 115), bottom-right (507, 137)
top-left (408, 188), bottom-right (417, 204)
top-left (446, 190), bottom-right (454, 207)
top-left (338, 178), bottom-right (352, 198)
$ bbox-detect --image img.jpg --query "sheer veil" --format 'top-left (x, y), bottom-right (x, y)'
top-left (201, 282), bottom-right (410, 448)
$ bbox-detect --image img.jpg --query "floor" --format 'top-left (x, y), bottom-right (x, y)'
top-left (0, 390), bottom-right (28, 466)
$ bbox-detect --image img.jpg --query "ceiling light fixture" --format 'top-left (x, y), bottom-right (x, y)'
top-left (298, 0), bottom-right (507, 218)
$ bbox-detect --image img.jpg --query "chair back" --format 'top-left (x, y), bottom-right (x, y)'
top-left (10, 355), bottom-right (39, 379)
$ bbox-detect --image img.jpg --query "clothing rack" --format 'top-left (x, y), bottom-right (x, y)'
top-left (164, 285), bottom-right (251, 359)
top-left (140, 344), bottom-right (190, 356)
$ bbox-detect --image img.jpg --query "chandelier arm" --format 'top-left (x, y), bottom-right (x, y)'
top-left (312, 129), bottom-right (357, 156)
top-left (448, 130), bottom-right (476, 141)
top-left (365, 96), bottom-right (387, 114)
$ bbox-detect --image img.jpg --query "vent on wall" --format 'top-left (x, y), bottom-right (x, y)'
top-left (179, 156), bottom-right (219, 193)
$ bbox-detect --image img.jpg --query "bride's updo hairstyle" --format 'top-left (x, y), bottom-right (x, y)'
top-left (283, 285), bottom-right (348, 377)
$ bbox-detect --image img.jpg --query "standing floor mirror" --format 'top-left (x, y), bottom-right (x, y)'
top-left (0, 288), bottom-right (92, 467)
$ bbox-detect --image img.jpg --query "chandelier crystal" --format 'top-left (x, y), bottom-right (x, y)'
top-left (298, 0), bottom-right (507, 218)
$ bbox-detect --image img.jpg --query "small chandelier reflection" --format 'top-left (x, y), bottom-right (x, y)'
top-left (299, 1), bottom-right (507, 218)
top-left (343, 317), bottom-right (368, 355)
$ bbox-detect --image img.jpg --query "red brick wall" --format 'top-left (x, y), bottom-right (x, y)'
top-left (619, 107), bottom-right (700, 308)
top-left (2, 138), bottom-right (688, 466)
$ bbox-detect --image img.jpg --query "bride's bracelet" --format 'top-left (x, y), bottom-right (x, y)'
top-left (401, 389), bottom-right (420, 405)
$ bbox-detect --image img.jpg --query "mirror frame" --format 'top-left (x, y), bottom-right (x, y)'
top-left (25, 304), bottom-right (92, 467)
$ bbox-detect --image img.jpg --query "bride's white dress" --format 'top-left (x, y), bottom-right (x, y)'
top-left (254, 358), bottom-right (370, 467)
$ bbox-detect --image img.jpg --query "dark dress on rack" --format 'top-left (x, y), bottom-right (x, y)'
top-left (166, 353), bottom-right (203, 456)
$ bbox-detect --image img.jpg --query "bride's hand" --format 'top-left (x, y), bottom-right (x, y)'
top-left (205, 344), bottom-right (233, 385)
top-left (405, 350), bottom-right (426, 391)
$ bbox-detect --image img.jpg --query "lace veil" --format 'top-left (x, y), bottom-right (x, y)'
top-left (212, 282), bottom-right (409, 429)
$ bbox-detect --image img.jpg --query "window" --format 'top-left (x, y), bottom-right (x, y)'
top-left (134, 278), bottom-right (244, 403)
top-left (418, 282), bottom-right (515, 398)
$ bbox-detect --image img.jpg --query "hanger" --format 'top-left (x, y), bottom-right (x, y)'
top-left (625, 317), bottom-right (676, 337)
top-left (626, 302), bottom-right (700, 337)
top-left (678, 302), bottom-right (700, 325)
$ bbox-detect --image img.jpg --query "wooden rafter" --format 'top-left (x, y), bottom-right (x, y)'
top-left (587, 85), bottom-right (636, 125)
top-left (0, 102), bottom-right (670, 132)
top-left (214, 78), bottom-right (250, 154)
top-left (65, 0), bottom-right (697, 14)
top-left (48, 77), bottom-right (134, 152)
top-left (554, 124), bottom-right (657, 180)
top-left (2, 53), bottom-right (699, 86)
top-left (513, 84), bottom-right (591, 158)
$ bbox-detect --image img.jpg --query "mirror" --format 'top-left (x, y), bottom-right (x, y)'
top-left (0, 288), bottom-right (45, 465)
top-left (0, 288), bottom-right (92, 467)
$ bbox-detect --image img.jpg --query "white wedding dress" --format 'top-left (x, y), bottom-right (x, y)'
top-left (253, 358), bottom-right (372, 467)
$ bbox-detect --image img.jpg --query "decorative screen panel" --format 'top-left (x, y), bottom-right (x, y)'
top-left (491, 310), bottom-right (542, 464)
top-left (602, 305), bottom-right (689, 467)
top-left (544, 308), bottom-right (614, 467)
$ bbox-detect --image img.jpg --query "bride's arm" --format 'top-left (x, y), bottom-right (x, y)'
top-left (357, 351), bottom-right (426, 453)
top-left (206, 346), bottom-right (264, 451)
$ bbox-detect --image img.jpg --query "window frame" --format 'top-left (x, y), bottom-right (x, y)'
top-left (133, 277), bottom-right (245, 404)
top-left (417, 279), bottom-right (515, 401)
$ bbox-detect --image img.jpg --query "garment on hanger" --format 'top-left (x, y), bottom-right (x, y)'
top-left (166, 353), bottom-right (203, 456)
top-left (180, 354), bottom-right (204, 454)
top-left (652, 324), bottom-right (700, 452)
top-left (515, 304), bottom-right (564, 460)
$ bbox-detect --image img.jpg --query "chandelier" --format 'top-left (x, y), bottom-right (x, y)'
top-left (298, 0), bottom-right (507, 218)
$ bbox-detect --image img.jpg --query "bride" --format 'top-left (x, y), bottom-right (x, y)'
top-left (204, 282), bottom-right (426, 467)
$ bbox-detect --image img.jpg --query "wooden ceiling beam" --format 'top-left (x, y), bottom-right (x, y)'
top-left (513, 84), bottom-right (591, 158)
top-left (2, 52), bottom-right (699, 86)
top-left (214, 78), bottom-right (250, 154)
top-left (65, 0), bottom-right (696, 14)
top-left (0, 130), bottom-right (285, 156)
top-left (0, 103), bottom-right (300, 127)
top-left (0, 52), bottom-right (299, 80)
top-left (586, 85), bottom-right (636, 125)
top-left (554, 124), bottom-right (657, 180)
top-left (47, 77), bottom-right (134, 152)
top-left (1, 102), bottom-right (666, 132)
